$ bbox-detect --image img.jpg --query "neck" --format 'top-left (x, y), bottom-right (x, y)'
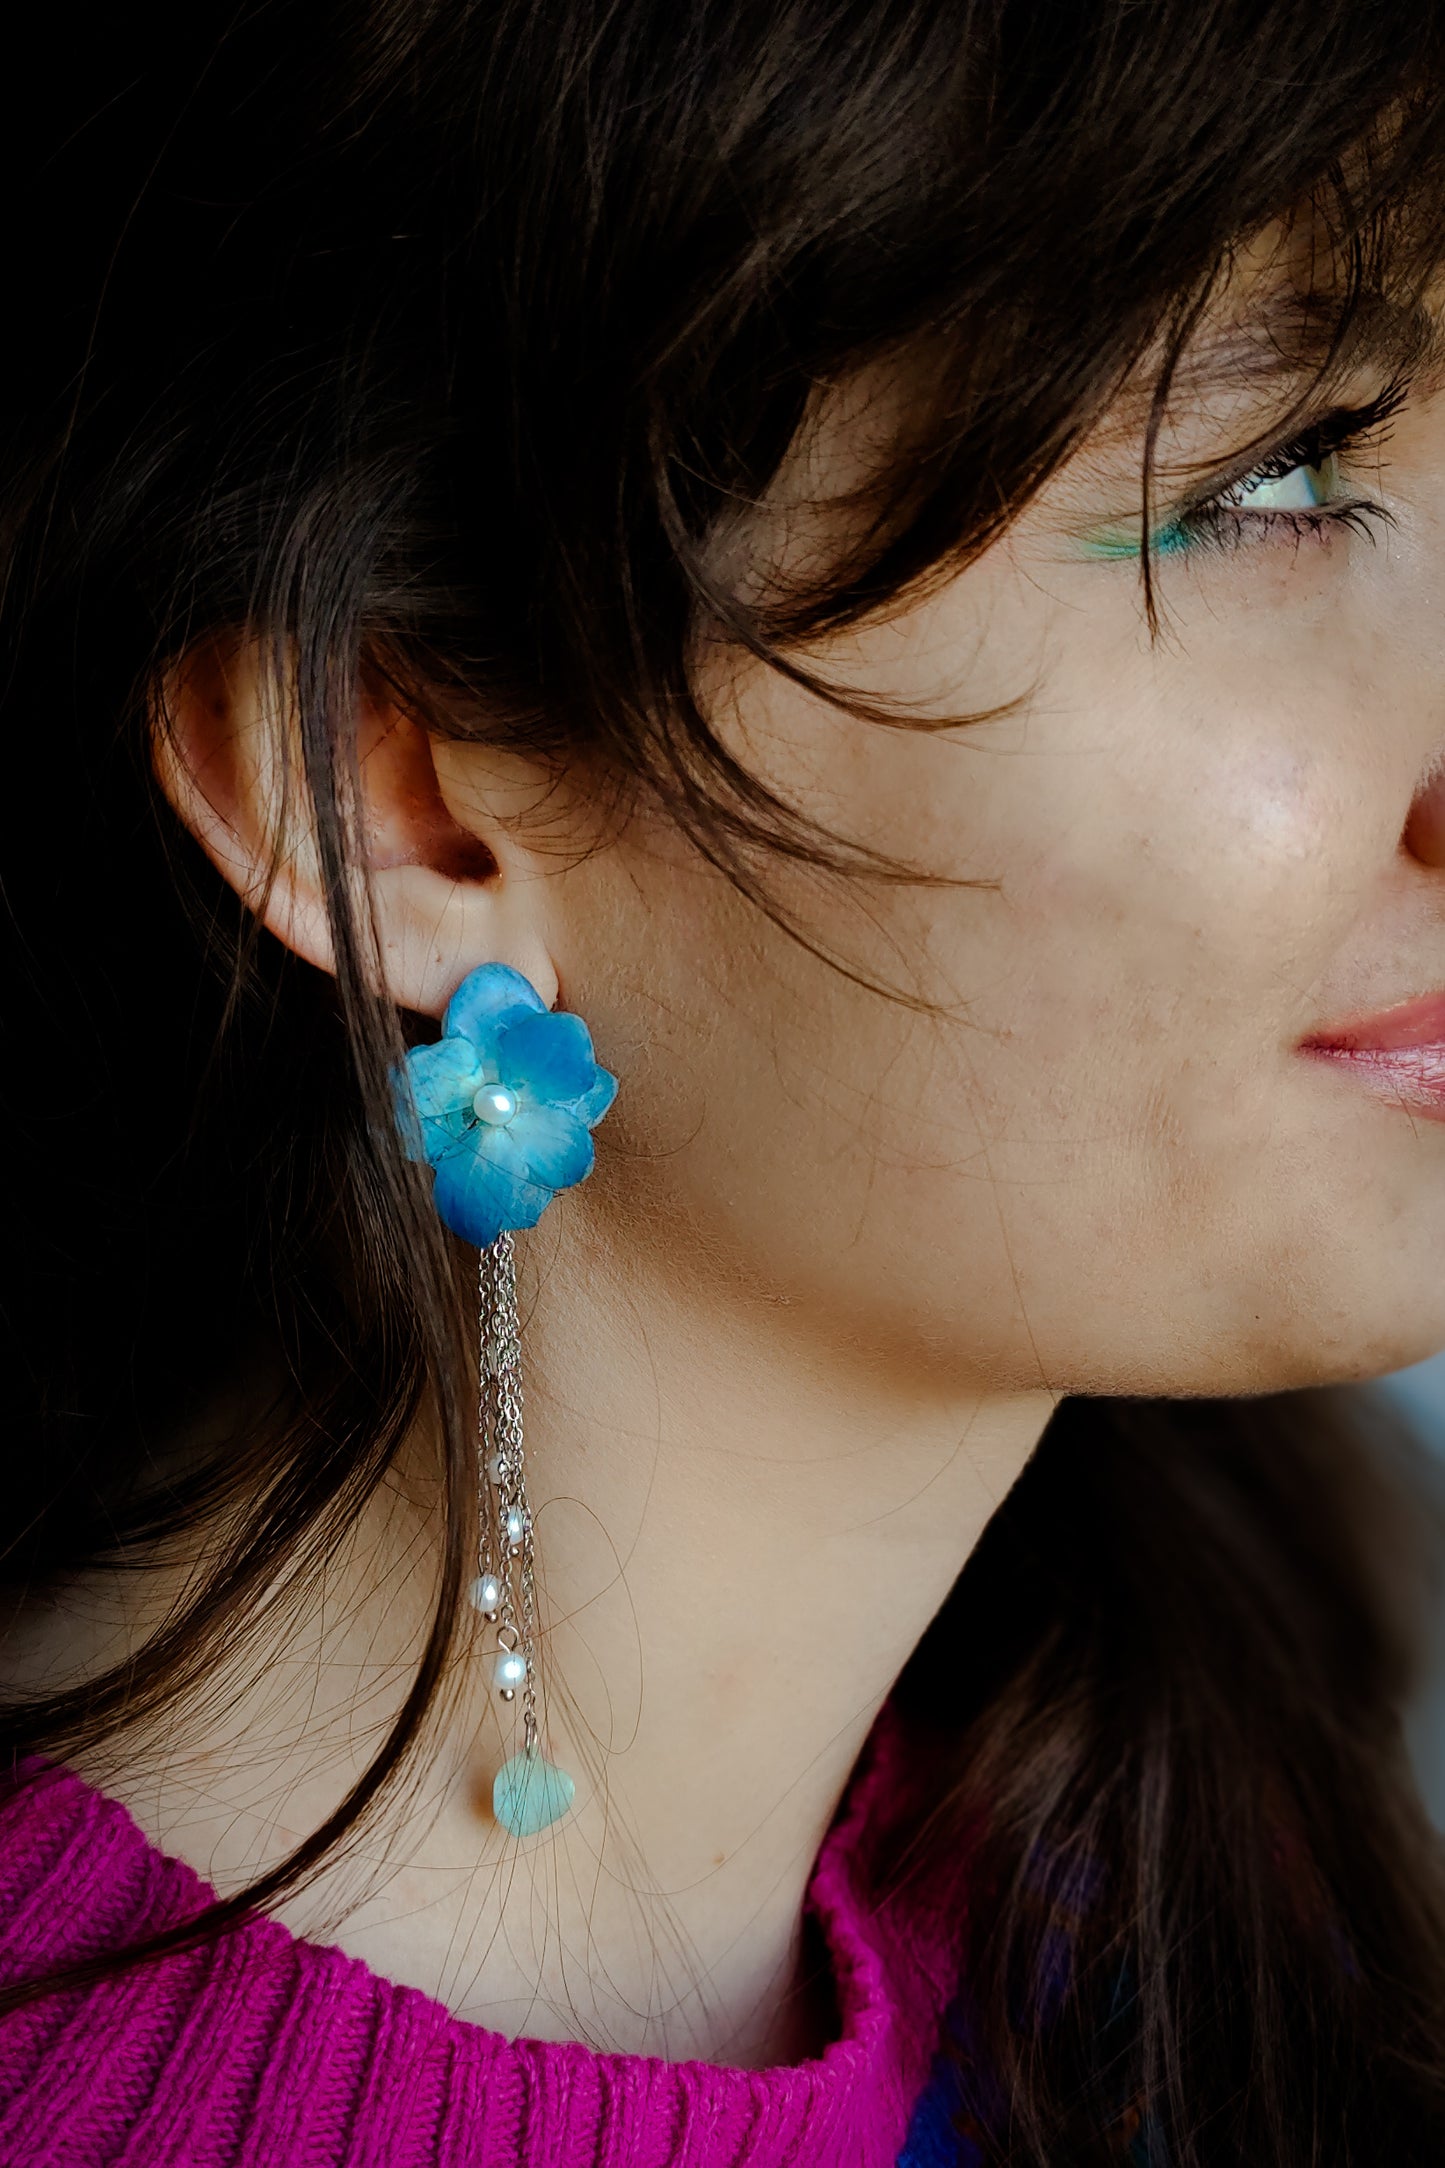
top-left (30, 1211), bottom-right (1053, 2069)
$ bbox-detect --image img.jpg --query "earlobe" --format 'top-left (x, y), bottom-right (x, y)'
top-left (153, 636), bottom-right (560, 1020)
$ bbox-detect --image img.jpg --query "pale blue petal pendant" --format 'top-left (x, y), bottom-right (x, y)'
top-left (493, 1749), bottom-right (576, 1838)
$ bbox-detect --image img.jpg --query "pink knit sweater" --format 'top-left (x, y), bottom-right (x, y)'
top-left (0, 1712), bottom-right (971, 2166)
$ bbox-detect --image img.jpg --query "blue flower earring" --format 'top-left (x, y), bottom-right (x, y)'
top-left (394, 963), bottom-right (618, 1839)
top-left (394, 960), bottom-right (617, 1248)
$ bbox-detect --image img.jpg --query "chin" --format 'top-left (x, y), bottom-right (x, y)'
top-left (1095, 1288), bottom-right (1445, 1403)
top-left (1232, 1309), bottom-right (1445, 1398)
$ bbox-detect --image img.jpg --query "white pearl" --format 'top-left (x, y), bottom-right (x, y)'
top-left (485, 1453), bottom-right (504, 1484)
top-left (494, 1649), bottom-right (527, 1692)
top-left (470, 1573), bottom-right (502, 1615)
top-left (472, 1083), bottom-right (519, 1126)
top-left (505, 1508), bottom-right (525, 1547)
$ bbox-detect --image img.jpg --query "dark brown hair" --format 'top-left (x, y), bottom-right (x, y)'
top-left (2, 2), bottom-right (1445, 2158)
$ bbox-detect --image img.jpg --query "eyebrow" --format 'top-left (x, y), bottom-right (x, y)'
top-left (1091, 286), bottom-right (1445, 461)
top-left (1064, 285), bottom-right (1445, 522)
top-left (1174, 288), bottom-right (1445, 401)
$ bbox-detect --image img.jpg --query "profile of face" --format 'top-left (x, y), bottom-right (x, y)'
top-left (175, 249), bottom-right (1445, 1408)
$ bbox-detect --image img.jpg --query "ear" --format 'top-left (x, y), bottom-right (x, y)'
top-left (154, 637), bottom-right (560, 1017)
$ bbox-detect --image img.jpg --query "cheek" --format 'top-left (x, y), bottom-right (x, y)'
top-left (583, 609), bottom-right (1428, 1395)
top-left (1202, 743), bottom-right (1342, 869)
top-left (1013, 702), bottom-right (1363, 1049)
top-left (944, 689), bottom-right (1388, 1295)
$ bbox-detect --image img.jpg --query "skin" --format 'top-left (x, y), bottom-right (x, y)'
top-left (10, 251), bottom-right (1445, 2068)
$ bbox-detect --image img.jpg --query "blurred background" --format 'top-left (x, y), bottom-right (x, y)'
top-left (1375, 1352), bottom-right (1445, 1824)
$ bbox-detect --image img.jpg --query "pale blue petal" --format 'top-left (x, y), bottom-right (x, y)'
top-left (404, 1037), bottom-right (486, 1120)
top-left (497, 1010), bottom-right (597, 1104)
top-left (478, 1119), bottom-right (586, 1197)
top-left (431, 1134), bottom-right (551, 1246)
top-left (419, 1108), bottom-right (473, 1162)
top-left (393, 1038), bottom-right (483, 1163)
top-left (443, 963), bottom-right (546, 1047)
top-left (565, 1065), bottom-right (618, 1128)
top-left (508, 1103), bottom-right (594, 1190)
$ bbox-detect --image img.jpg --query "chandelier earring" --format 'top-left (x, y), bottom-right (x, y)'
top-left (393, 961), bottom-right (617, 1837)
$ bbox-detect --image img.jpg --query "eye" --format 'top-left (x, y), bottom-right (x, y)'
top-left (1076, 372), bottom-right (1412, 567)
top-left (1213, 450), bottom-right (1341, 514)
top-left (1155, 435), bottom-right (1382, 561)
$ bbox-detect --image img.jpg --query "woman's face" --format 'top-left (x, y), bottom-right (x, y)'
top-left (448, 268), bottom-right (1445, 1400)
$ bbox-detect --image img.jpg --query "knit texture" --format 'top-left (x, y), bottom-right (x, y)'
top-left (0, 1711), bottom-right (971, 2166)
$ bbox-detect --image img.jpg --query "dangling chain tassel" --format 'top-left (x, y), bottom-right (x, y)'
top-left (471, 1233), bottom-right (576, 1837)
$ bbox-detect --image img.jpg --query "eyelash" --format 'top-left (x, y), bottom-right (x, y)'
top-left (1156, 497), bottom-right (1387, 560)
top-left (1150, 374), bottom-right (1412, 563)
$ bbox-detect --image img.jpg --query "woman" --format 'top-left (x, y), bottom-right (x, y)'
top-left (2, 0), bottom-right (1444, 2159)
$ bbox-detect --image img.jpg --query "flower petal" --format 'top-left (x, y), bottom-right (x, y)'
top-left (431, 1133), bottom-right (552, 1246)
top-left (566, 1065), bottom-right (619, 1128)
top-left (507, 1104), bottom-right (594, 1190)
top-left (443, 963), bottom-right (546, 1047)
top-left (419, 1109), bottom-right (473, 1163)
top-left (496, 1010), bottom-right (598, 1104)
top-left (393, 1038), bottom-right (484, 1162)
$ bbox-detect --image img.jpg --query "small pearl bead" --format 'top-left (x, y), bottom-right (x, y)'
top-left (472, 1083), bottom-right (519, 1126)
top-left (485, 1453), bottom-right (504, 1484)
top-left (505, 1508), bottom-right (525, 1547)
top-left (470, 1573), bottom-right (502, 1616)
top-left (495, 1649), bottom-right (527, 1693)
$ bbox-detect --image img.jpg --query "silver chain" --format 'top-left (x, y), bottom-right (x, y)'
top-left (473, 1232), bottom-right (541, 1758)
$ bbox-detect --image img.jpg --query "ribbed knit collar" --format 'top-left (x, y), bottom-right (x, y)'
top-left (0, 1707), bottom-right (968, 2167)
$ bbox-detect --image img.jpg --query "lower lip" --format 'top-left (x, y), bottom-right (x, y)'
top-left (1301, 1042), bottom-right (1445, 1121)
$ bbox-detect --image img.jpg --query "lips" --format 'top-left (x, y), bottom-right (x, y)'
top-left (1305, 989), bottom-right (1445, 1053)
top-left (1302, 990), bottom-right (1445, 1118)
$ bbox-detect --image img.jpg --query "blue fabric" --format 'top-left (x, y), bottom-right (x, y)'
top-left (896, 2041), bottom-right (986, 2168)
top-left (895, 1985), bottom-right (1167, 2168)
top-left (894, 1844), bottom-right (1169, 2167)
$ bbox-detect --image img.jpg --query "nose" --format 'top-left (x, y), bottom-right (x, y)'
top-left (1404, 754), bottom-right (1445, 868)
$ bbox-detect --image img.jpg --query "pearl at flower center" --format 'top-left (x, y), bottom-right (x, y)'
top-left (472, 1083), bottom-right (519, 1126)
